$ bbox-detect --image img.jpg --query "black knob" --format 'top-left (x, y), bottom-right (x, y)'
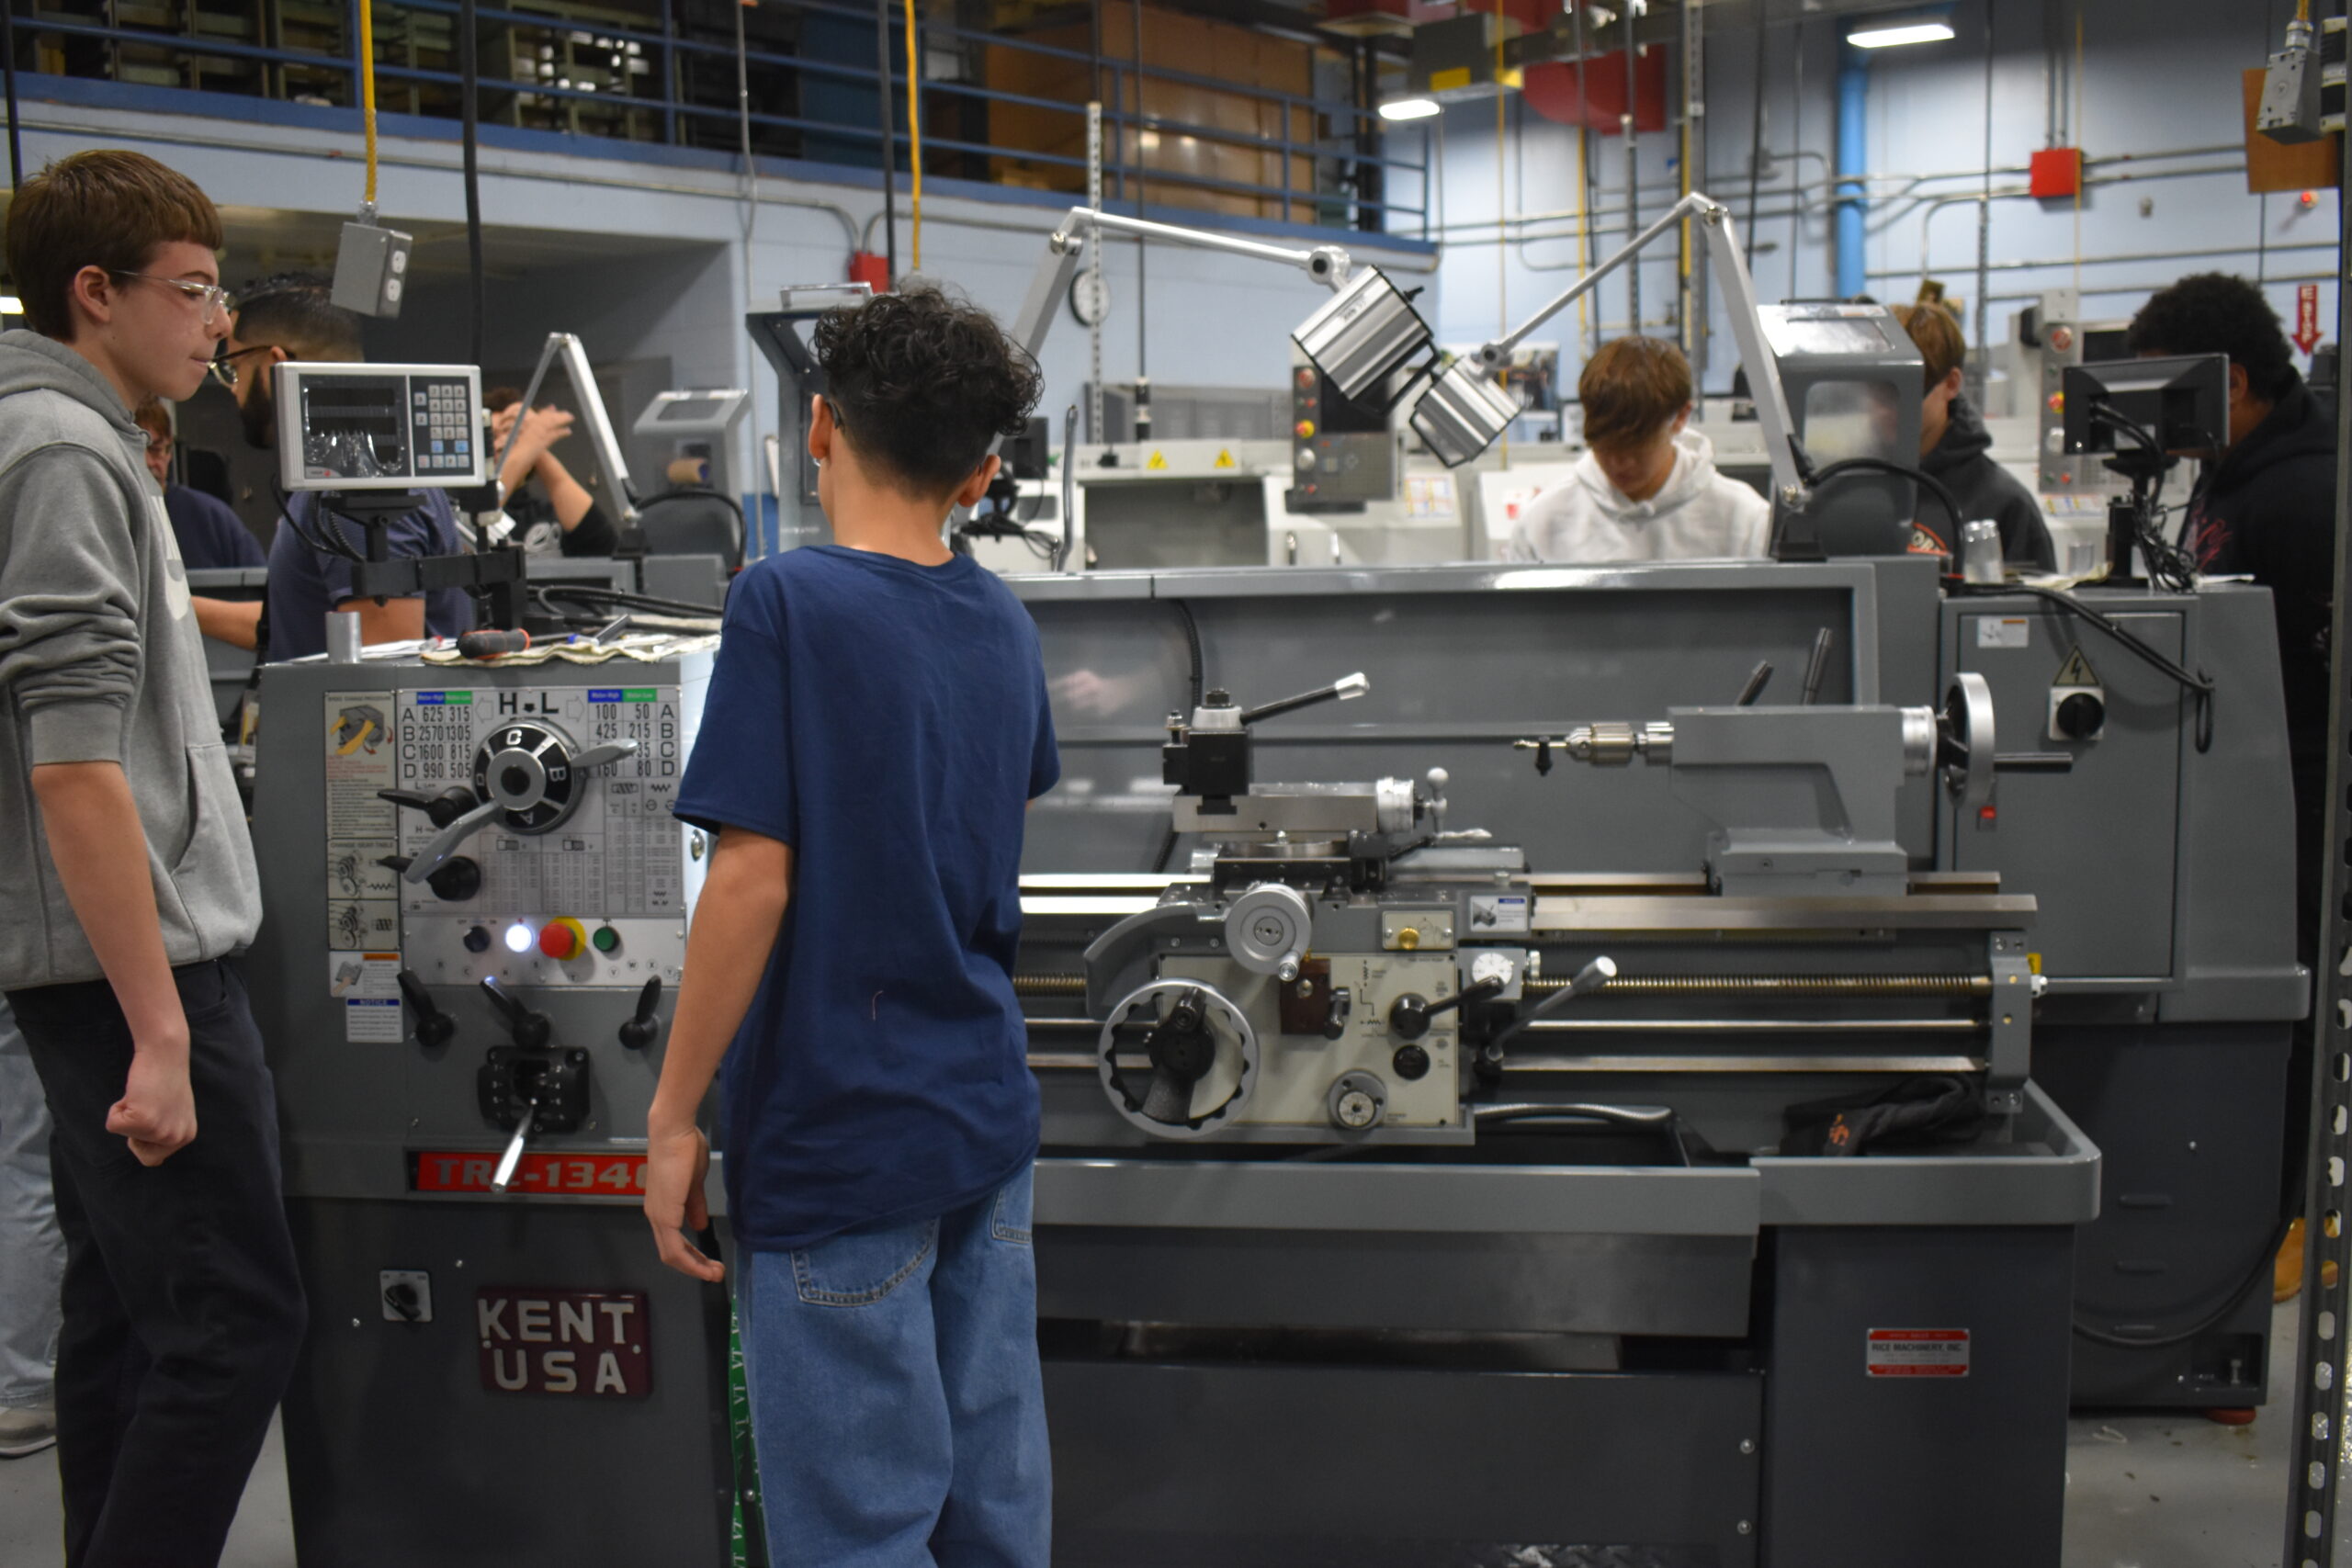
top-left (397, 970), bottom-right (456, 1049)
top-left (1389, 993), bottom-right (1433, 1042)
top-left (1321, 986), bottom-right (1353, 1042)
top-left (1392, 1043), bottom-right (1431, 1081)
top-left (619, 977), bottom-right (663, 1050)
top-left (379, 853), bottom-right (481, 903)
top-left (462, 925), bottom-right (492, 953)
top-left (2055, 691), bottom-right (2106, 739)
top-left (379, 785), bottom-right (482, 828)
top-left (1147, 991), bottom-right (1217, 1084)
top-left (481, 976), bottom-right (550, 1050)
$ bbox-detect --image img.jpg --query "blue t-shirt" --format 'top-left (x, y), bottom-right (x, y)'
top-left (673, 545), bottom-right (1059, 1252)
top-left (264, 490), bottom-right (472, 661)
top-left (163, 485), bottom-right (266, 570)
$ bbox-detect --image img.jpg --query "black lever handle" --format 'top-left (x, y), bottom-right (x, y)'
top-left (1321, 986), bottom-right (1352, 1042)
top-left (1993, 752), bottom-right (2077, 773)
top-left (619, 977), bottom-right (664, 1050)
top-left (398, 970), bottom-right (455, 1049)
top-left (1735, 661), bottom-right (1773, 706)
top-left (1238, 671), bottom-right (1368, 727)
top-left (1802, 627), bottom-right (1836, 705)
top-left (1389, 977), bottom-right (1507, 1042)
top-left (379, 785), bottom-right (482, 828)
top-left (480, 976), bottom-right (551, 1050)
top-left (1425, 976), bottom-right (1507, 1019)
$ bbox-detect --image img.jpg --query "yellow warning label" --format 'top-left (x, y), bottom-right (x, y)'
top-left (1147, 450), bottom-right (1169, 470)
top-left (2052, 645), bottom-right (2099, 688)
top-left (1214, 448), bottom-right (1236, 469)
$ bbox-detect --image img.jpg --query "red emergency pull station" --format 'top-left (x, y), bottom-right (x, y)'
top-left (2030, 147), bottom-right (2083, 201)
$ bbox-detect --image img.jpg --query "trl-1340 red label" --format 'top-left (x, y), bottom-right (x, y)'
top-left (413, 1151), bottom-right (648, 1196)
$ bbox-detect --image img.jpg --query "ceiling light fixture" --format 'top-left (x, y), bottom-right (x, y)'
top-left (1845, 11), bottom-right (1956, 49)
top-left (1379, 96), bottom-right (1442, 121)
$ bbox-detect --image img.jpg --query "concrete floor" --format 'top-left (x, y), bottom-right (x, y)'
top-left (0, 1306), bottom-right (2337, 1566)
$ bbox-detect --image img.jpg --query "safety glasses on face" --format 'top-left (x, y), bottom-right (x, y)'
top-left (110, 272), bottom-right (236, 326)
top-left (209, 344), bottom-right (276, 392)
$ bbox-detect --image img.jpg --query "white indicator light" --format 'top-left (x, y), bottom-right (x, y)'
top-left (504, 922), bottom-right (534, 953)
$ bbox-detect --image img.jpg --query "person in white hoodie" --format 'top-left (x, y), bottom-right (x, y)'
top-left (1504, 335), bottom-right (1772, 563)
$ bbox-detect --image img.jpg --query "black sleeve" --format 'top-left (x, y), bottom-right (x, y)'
top-left (1996, 489), bottom-right (2055, 572)
top-left (560, 502), bottom-right (619, 558)
top-left (2242, 457), bottom-right (2341, 591)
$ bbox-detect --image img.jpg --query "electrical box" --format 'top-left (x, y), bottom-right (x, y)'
top-left (331, 219), bottom-right (414, 319)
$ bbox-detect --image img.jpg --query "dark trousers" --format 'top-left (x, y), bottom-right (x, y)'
top-left (7, 962), bottom-right (307, 1568)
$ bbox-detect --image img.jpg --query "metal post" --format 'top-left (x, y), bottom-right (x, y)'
top-left (2285, 17), bottom-right (2352, 1563)
top-left (1973, 0), bottom-right (1994, 407)
top-left (660, 0), bottom-right (678, 146)
top-left (876, 0), bottom-right (896, 285)
top-left (1087, 100), bottom-right (1104, 446)
top-left (1681, 0), bottom-right (1704, 375)
top-left (1131, 0), bottom-right (1145, 376)
top-left (3, 0), bottom-right (22, 192)
top-left (1623, 16), bottom-right (1639, 332)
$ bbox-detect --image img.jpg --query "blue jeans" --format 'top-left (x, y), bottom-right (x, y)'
top-left (737, 1166), bottom-right (1050, 1568)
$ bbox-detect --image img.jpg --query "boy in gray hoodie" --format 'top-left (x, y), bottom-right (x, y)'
top-left (0, 150), bottom-right (304, 1568)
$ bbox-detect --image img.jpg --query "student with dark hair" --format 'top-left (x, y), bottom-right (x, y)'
top-left (2132, 275), bottom-right (2340, 1308)
top-left (0, 149), bottom-right (305, 1567)
top-left (475, 385), bottom-right (618, 557)
top-left (643, 284), bottom-right (1057, 1568)
top-left (1504, 335), bottom-right (1770, 562)
top-left (215, 272), bottom-right (471, 659)
top-left (130, 398), bottom-right (266, 570)
top-left (1891, 301), bottom-right (2052, 570)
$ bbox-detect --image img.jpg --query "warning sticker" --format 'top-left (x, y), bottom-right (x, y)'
top-left (323, 692), bottom-right (401, 952)
top-left (1975, 618), bottom-right (2030, 650)
top-left (1147, 450), bottom-right (1169, 471)
top-left (1867, 1327), bottom-right (1970, 1378)
top-left (2052, 645), bottom-right (2100, 688)
top-left (329, 952), bottom-right (405, 1042)
top-left (1214, 447), bottom-right (1237, 469)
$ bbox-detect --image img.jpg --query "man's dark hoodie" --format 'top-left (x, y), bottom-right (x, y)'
top-left (1921, 394), bottom-right (2053, 570)
top-left (2189, 368), bottom-right (2337, 764)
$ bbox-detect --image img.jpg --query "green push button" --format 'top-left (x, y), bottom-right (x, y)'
top-left (592, 926), bottom-right (621, 954)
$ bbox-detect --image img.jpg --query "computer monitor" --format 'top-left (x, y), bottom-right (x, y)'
top-left (2062, 353), bottom-right (2230, 458)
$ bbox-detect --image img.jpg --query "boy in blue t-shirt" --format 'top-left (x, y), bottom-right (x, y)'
top-left (645, 285), bottom-right (1057, 1567)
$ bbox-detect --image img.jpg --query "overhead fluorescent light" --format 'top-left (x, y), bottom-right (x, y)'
top-left (1380, 96), bottom-right (1441, 121)
top-left (1846, 16), bottom-right (1955, 49)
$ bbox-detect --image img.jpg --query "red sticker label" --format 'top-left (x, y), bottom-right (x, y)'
top-left (1867, 1327), bottom-right (1970, 1378)
top-left (413, 1151), bottom-right (649, 1196)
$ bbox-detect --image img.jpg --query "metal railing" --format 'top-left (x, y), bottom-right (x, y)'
top-left (6, 0), bottom-right (1430, 236)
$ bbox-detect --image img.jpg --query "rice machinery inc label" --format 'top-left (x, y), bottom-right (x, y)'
top-left (1867, 1327), bottom-right (1970, 1378)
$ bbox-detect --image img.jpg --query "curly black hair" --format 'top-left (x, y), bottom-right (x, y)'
top-left (811, 284), bottom-right (1044, 499)
top-left (2126, 273), bottom-right (2296, 402)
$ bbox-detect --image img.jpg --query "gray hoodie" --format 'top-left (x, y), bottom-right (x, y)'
top-left (0, 329), bottom-right (261, 990)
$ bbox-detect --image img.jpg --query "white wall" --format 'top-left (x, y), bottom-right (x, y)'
top-left (10, 92), bottom-right (1438, 497)
top-left (1430, 0), bottom-right (2335, 400)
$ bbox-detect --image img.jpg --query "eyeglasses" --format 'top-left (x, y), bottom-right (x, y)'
top-left (209, 344), bottom-right (276, 393)
top-left (110, 272), bottom-right (236, 325)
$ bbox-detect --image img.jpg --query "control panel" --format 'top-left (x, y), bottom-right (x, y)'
top-left (1285, 353), bottom-right (1402, 513)
top-left (322, 682), bottom-right (697, 1043)
top-left (276, 361), bottom-right (488, 490)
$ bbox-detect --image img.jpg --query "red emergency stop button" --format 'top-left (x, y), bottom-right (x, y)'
top-left (537, 919), bottom-right (585, 960)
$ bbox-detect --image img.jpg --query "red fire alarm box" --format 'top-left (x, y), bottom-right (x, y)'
top-left (2030, 147), bottom-right (2083, 200)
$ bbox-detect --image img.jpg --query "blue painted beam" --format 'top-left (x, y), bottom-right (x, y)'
top-left (1835, 44), bottom-right (1868, 299)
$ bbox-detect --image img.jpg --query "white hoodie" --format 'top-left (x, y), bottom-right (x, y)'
top-left (1502, 427), bottom-right (1772, 563)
